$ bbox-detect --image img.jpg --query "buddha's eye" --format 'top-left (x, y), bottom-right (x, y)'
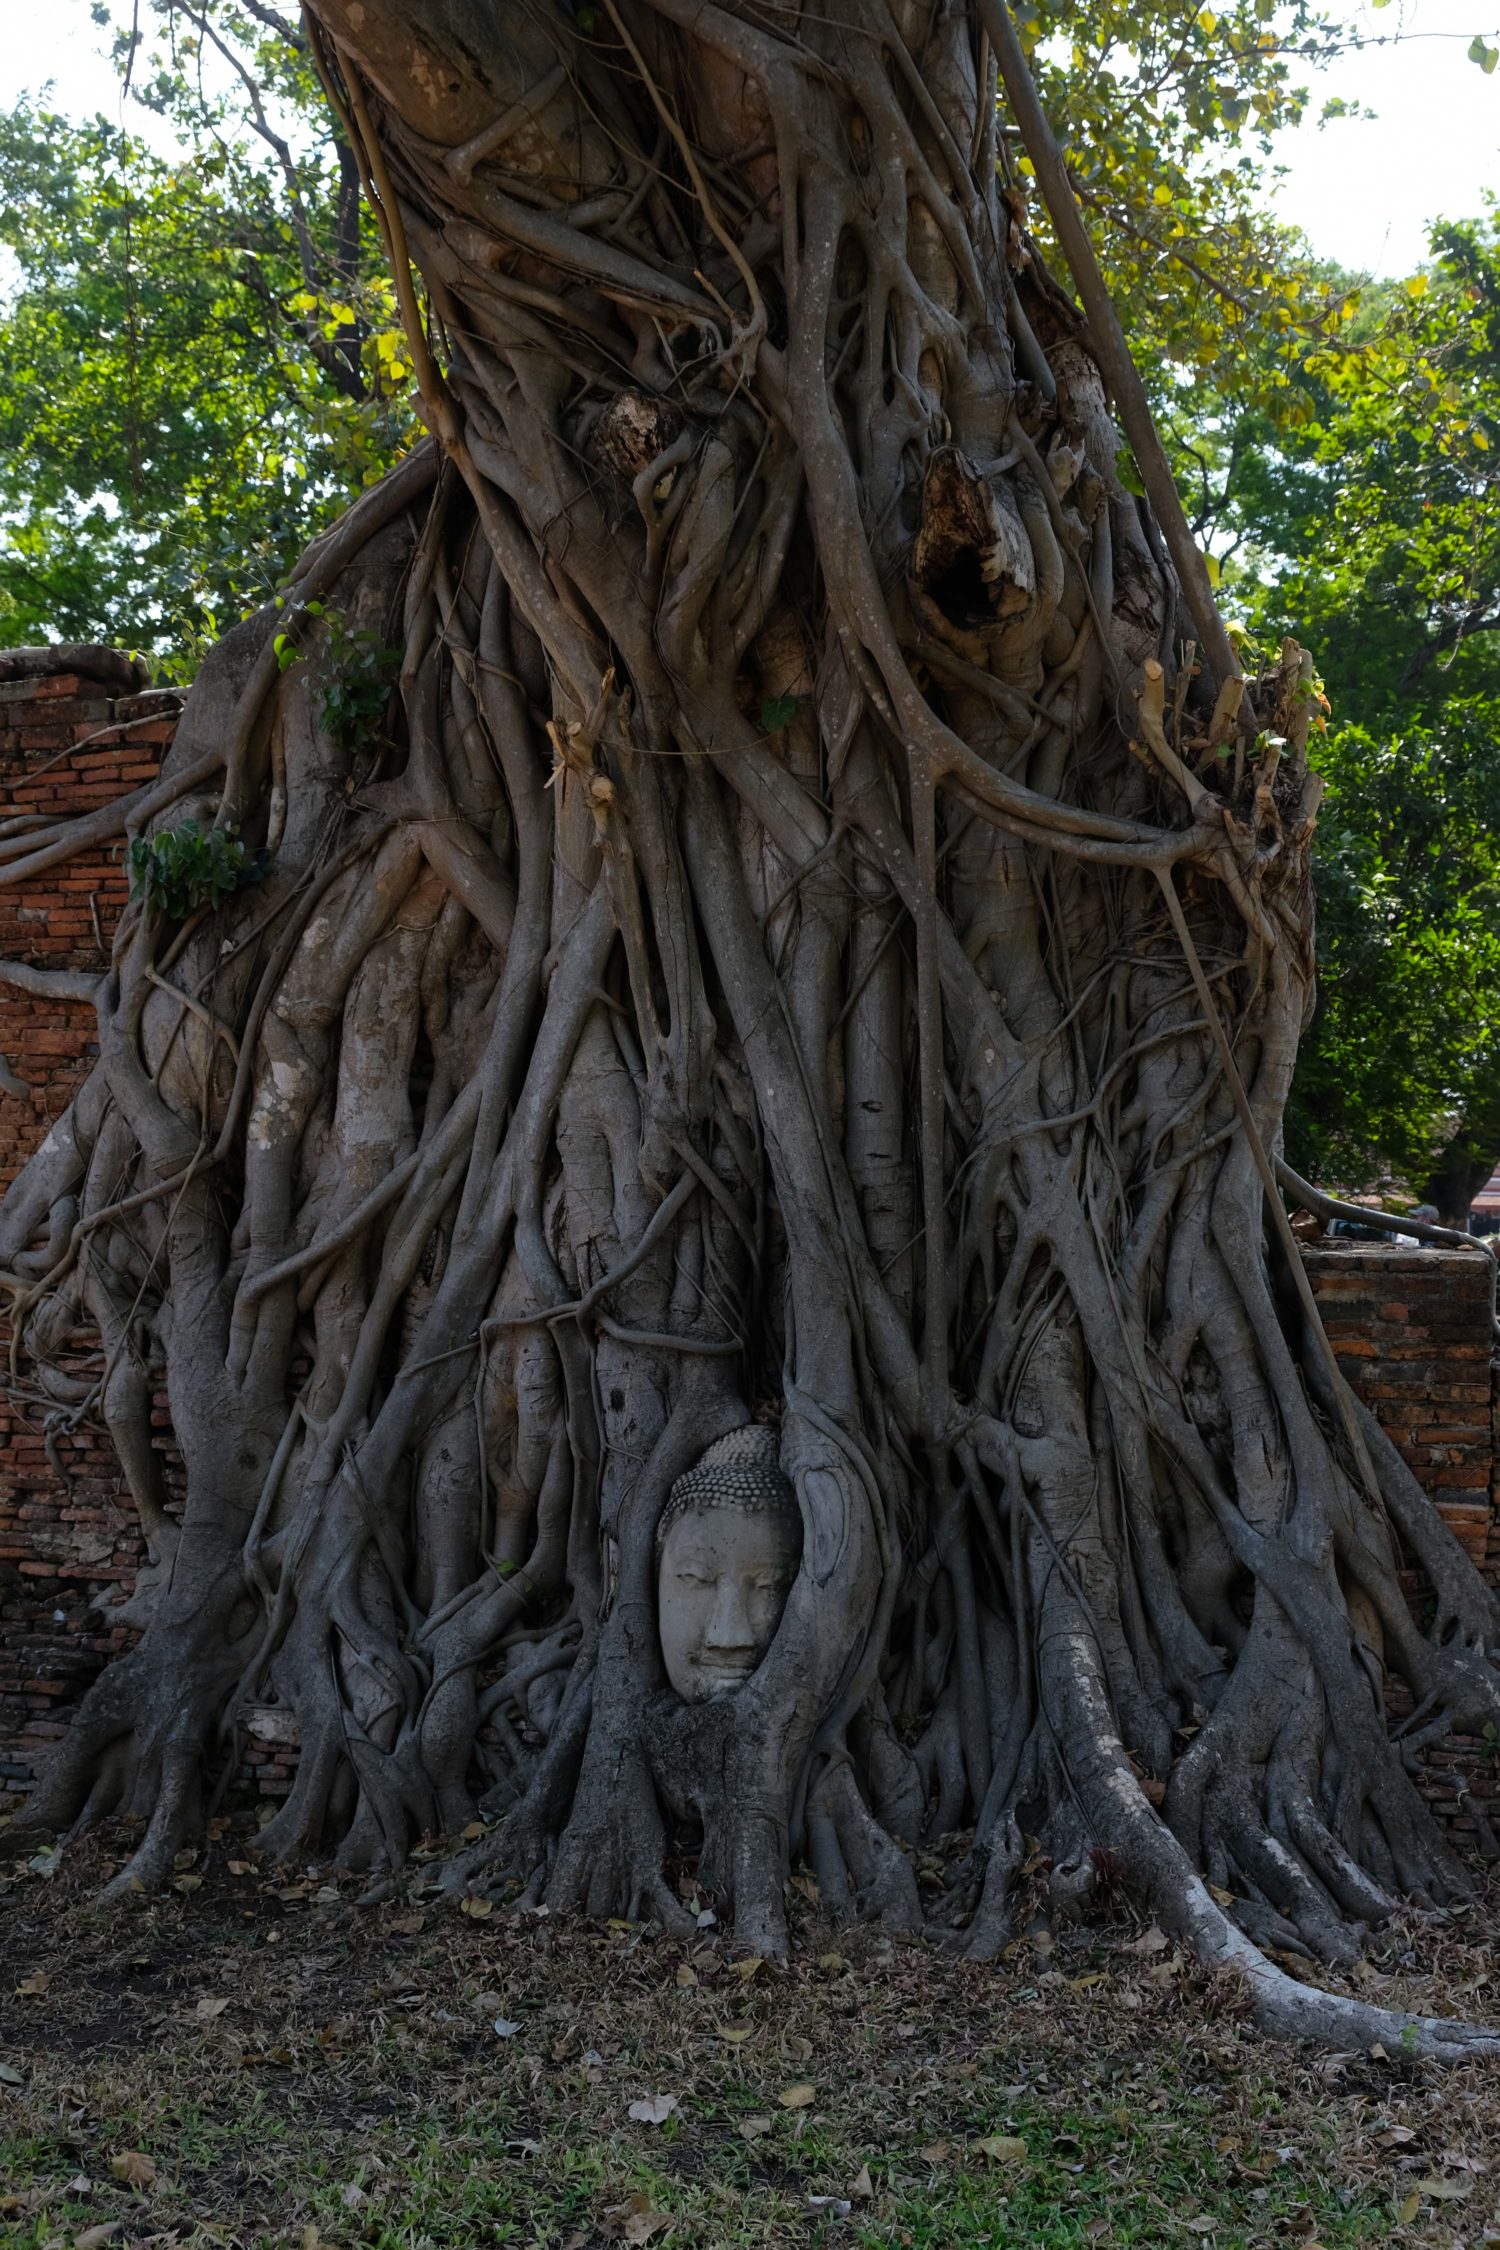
top-left (674, 1569), bottom-right (715, 1588)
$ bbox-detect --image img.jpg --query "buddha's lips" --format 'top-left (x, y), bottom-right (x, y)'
top-left (695, 1657), bottom-right (758, 1689)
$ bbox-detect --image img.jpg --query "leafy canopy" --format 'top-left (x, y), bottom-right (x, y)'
top-left (0, 2), bottom-right (416, 663)
top-left (1206, 214), bottom-right (1500, 1193)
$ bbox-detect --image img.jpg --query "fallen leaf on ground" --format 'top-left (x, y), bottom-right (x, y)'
top-left (388, 1912), bottom-right (425, 1934)
top-left (973, 2135), bottom-right (1028, 2163)
top-left (917, 2140), bottom-right (952, 2161)
top-left (739, 2116), bottom-right (774, 2140)
top-left (623, 2216), bottom-right (672, 2246)
top-left (628, 2093), bottom-right (680, 2125)
top-left (1411, 2177), bottom-right (1471, 2201)
top-left (109, 2151), bottom-right (157, 2189)
top-left (602, 2193), bottom-right (674, 2243)
top-left (195, 1996), bottom-right (231, 2020)
top-left (14, 1971), bottom-right (48, 1996)
top-left (715, 2024), bottom-right (754, 2045)
top-left (75, 2226), bottom-right (121, 2248)
top-left (226, 1859), bottom-right (254, 1876)
top-left (1131, 1926), bottom-right (1169, 1954)
top-left (675, 1963), bottom-right (697, 1987)
top-left (777, 2083), bottom-right (817, 2109)
top-left (460, 1895), bottom-right (493, 1919)
top-left (1396, 2192), bottom-right (1421, 2225)
top-left (849, 2165), bottom-right (874, 2199)
top-left (492, 2018), bottom-right (522, 2039)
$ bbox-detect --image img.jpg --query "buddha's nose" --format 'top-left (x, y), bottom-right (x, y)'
top-left (703, 1575), bottom-right (757, 1652)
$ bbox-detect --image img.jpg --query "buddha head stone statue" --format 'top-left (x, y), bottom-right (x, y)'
top-left (656, 1424), bottom-right (802, 1703)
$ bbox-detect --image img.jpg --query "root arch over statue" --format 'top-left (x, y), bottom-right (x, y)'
top-left (5, 0), bottom-right (1500, 2056)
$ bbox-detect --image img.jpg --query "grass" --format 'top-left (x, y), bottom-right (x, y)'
top-left (1, 1822), bottom-right (1498, 2248)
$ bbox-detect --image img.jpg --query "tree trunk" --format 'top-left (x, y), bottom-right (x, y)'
top-left (6, 0), bottom-right (1499, 2055)
top-left (1424, 1079), bottom-right (1500, 1225)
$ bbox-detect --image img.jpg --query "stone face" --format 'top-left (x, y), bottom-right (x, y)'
top-left (658, 1502), bottom-right (802, 1702)
top-left (656, 1425), bottom-right (802, 1703)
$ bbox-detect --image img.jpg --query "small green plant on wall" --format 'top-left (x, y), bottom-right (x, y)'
top-left (275, 603), bottom-right (400, 750)
top-left (126, 820), bottom-right (249, 920)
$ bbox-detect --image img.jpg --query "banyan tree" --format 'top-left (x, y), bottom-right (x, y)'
top-left (5, 0), bottom-right (1499, 2056)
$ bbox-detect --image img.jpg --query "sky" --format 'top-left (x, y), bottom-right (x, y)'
top-left (2, 0), bottom-right (1499, 280)
top-left (1268, 0), bottom-right (1500, 272)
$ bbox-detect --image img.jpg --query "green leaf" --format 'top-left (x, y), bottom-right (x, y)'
top-left (1468, 34), bottom-right (1499, 72)
top-left (760, 694), bottom-right (798, 734)
top-left (127, 822), bottom-right (249, 921)
top-left (1114, 445), bottom-right (1145, 498)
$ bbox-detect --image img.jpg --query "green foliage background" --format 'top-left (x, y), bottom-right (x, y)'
top-left (0, 3), bottom-right (416, 663)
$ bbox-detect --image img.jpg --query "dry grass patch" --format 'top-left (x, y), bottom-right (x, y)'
top-left (2, 1824), bottom-right (1499, 2247)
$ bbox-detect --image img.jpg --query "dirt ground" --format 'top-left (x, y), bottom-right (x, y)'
top-left (2, 1817), bottom-right (1498, 2249)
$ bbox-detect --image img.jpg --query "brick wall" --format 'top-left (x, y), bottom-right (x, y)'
top-left (1304, 1242), bottom-right (1500, 1848)
top-left (0, 658), bottom-right (179, 1191)
top-left (1302, 1244), bottom-right (1499, 1577)
top-left (0, 652), bottom-right (179, 1791)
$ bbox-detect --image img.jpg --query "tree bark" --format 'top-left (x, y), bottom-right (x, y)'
top-left (5, 0), bottom-right (1499, 2056)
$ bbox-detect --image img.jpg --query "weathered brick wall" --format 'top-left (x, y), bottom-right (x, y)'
top-left (0, 661), bottom-right (180, 1189)
top-left (0, 654), bottom-right (179, 1791)
top-left (1304, 1243), bottom-right (1500, 1847)
top-left (1303, 1244), bottom-right (1498, 1575)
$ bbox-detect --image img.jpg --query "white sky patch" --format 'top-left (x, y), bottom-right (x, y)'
top-left (2, 0), bottom-right (1498, 282)
top-left (5, 1), bottom-right (183, 149)
top-left (1268, 0), bottom-right (1500, 274)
